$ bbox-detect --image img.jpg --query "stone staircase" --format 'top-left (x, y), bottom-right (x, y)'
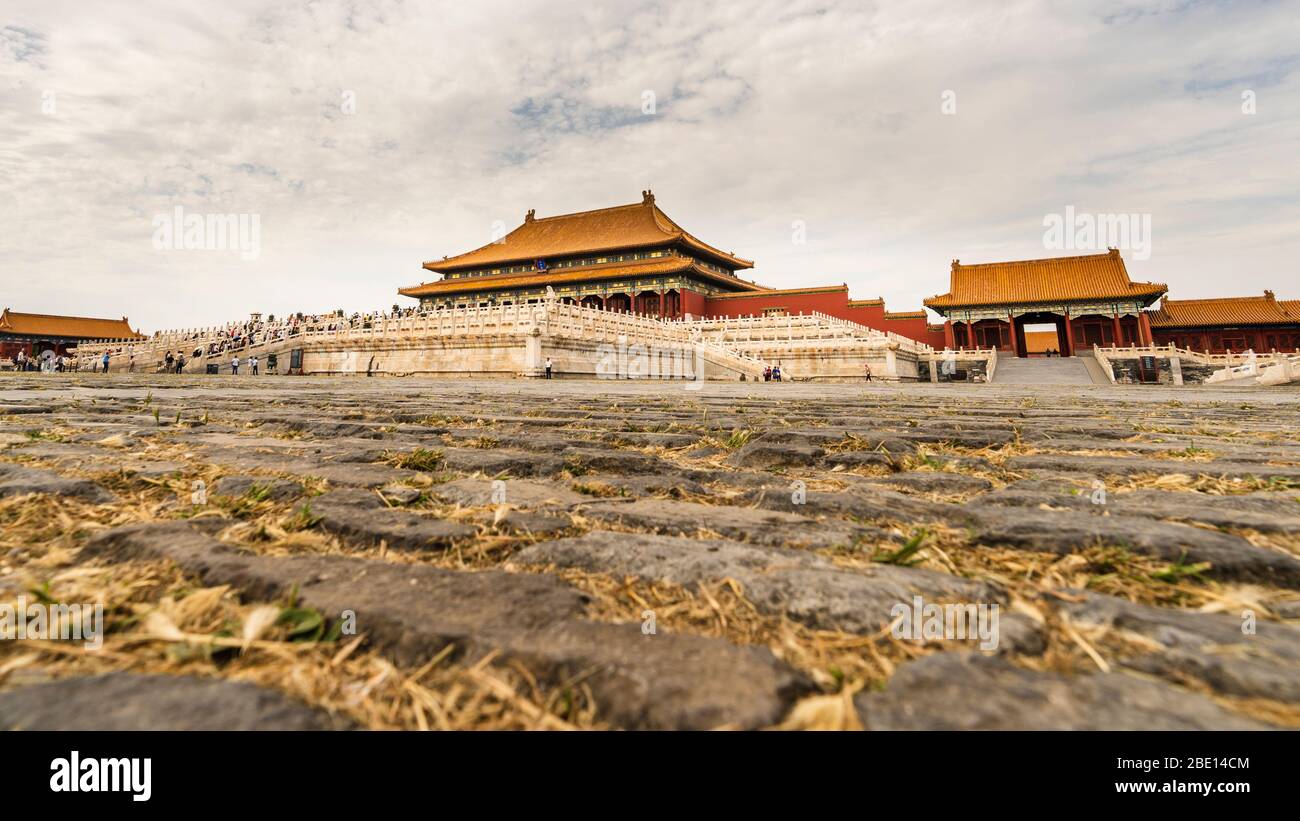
top-left (990, 356), bottom-right (1097, 385)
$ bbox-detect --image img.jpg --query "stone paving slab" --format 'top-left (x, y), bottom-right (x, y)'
top-left (83, 521), bottom-right (808, 729)
top-left (1056, 591), bottom-right (1300, 701)
top-left (301, 489), bottom-right (479, 550)
top-left (854, 653), bottom-right (1269, 730)
top-left (967, 507), bottom-right (1300, 586)
top-left (512, 531), bottom-right (999, 633)
top-left (579, 498), bottom-right (875, 550)
top-left (0, 461), bottom-right (116, 503)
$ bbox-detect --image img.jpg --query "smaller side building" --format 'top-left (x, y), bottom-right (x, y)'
top-left (0, 309), bottom-right (144, 361)
top-left (1149, 291), bottom-right (1300, 353)
top-left (924, 249), bottom-right (1167, 356)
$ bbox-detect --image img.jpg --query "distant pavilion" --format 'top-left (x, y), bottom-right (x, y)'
top-left (924, 249), bottom-right (1167, 356)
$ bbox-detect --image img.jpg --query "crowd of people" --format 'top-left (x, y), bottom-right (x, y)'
top-left (74, 305), bottom-right (432, 373)
top-left (175, 306), bottom-right (420, 362)
top-left (7, 350), bottom-right (76, 372)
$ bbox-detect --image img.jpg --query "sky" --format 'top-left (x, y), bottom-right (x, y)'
top-left (1, 0), bottom-right (1297, 332)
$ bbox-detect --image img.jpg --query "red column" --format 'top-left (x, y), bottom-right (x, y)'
top-left (1063, 311), bottom-right (1074, 356)
top-left (1112, 312), bottom-right (1123, 347)
top-left (1008, 313), bottom-right (1020, 357)
top-left (1138, 312), bottom-right (1153, 346)
top-left (944, 320), bottom-right (955, 350)
top-left (659, 290), bottom-right (666, 319)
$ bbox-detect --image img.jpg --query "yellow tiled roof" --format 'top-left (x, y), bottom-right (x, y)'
top-left (399, 257), bottom-right (766, 298)
top-left (924, 249), bottom-right (1167, 310)
top-left (884, 311), bottom-right (927, 320)
top-left (707, 285), bottom-right (845, 300)
top-left (1149, 292), bottom-right (1299, 327)
top-left (423, 192), bottom-right (753, 273)
top-left (0, 309), bottom-right (143, 340)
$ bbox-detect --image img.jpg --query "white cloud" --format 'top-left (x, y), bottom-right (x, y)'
top-left (0, 0), bottom-right (1297, 330)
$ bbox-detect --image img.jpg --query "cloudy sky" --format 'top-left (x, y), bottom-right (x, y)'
top-left (1, 0), bottom-right (1297, 331)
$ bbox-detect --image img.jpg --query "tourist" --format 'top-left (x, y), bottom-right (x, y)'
top-left (863, 362), bottom-right (872, 382)
top-left (176, 353), bottom-right (185, 374)
top-left (165, 351), bottom-right (174, 372)
top-left (250, 355), bottom-right (259, 375)
top-left (16, 351), bottom-right (27, 371)
top-left (101, 351), bottom-right (110, 374)
top-left (231, 355), bottom-right (240, 375)
top-left (545, 357), bottom-right (553, 378)
top-left (763, 365), bottom-right (771, 382)
top-left (772, 364), bottom-right (782, 382)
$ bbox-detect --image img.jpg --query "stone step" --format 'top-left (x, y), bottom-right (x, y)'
top-left (993, 356), bottom-right (1096, 385)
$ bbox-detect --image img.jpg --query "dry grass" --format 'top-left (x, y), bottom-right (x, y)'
top-left (0, 553), bottom-right (597, 730)
top-left (3, 393), bottom-right (1299, 731)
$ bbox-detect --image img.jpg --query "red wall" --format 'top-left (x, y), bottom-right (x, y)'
top-left (680, 289), bottom-right (708, 319)
top-left (702, 288), bottom-right (938, 346)
top-left (704, 288), bottom-right (851, 319)
top-left (881, 316), bottom-right (946, 347)
top-left (1, 338), bottom-right (76, 359)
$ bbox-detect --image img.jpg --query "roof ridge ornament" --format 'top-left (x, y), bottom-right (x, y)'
top-left (525, 208), bottom-right (535, 223)
top-left (642, 190), bottom-right (654, 205)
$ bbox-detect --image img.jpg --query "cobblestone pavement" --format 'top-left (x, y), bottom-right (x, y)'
top-left (1, 375), bottom-right (1298, 730)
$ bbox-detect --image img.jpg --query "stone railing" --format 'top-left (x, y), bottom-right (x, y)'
top-left (918, 347), bottom-right (997, 383)
top-left (1091, 344), bottom-right (1300, 386)
top-left (72, 306), bottom-right (545, 371)
top-left (297, 304), bottom-right (547, 343)
top-left (71, 300), bottom-right (951, 379)
top-left (1205, 352), bottom-right (1300, 385)
top-left (1258, 353), bottom-right (1300, 386)
top-left (544, 303), bottom-right (773, 377)
top-left (1095, 345), bottom-right (1290, 368)
top-left (808, 311), bottom-right (934, 354)
top-left (678, 310), bottom-right (932, 355)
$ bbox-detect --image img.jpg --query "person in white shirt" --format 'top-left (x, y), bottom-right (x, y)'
top-left (250, 355), bottom-right (259, 375)
top-left (231, 356), bottom-right (240, 375)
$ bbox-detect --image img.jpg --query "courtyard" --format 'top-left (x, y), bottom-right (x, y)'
top-left (1, 375), bottom-right (1298, 730)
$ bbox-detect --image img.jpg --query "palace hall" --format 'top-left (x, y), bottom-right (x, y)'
top-left (396, 192), bottom-right (1296, 356)
top-left (398, 192), bottom-right (940, 345)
